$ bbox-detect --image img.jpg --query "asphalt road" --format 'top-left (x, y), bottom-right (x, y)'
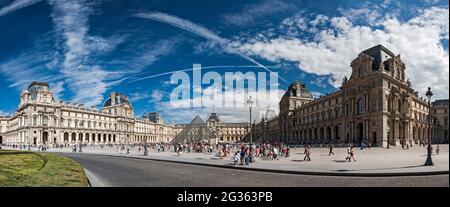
top-left (60, 153), bottom-right (449, 187)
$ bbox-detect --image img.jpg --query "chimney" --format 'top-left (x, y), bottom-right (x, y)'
top-left (111, 92), bottom-right (117, 105)
top-left (295, 81), bottom-right (300, 97)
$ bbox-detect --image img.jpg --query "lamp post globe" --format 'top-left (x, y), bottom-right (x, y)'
top-left (425, 87), bottom-right (433, 166)
top-left (144, 141), bottom-right (148, 156)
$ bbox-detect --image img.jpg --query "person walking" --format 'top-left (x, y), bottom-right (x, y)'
top-left (178, 145), bottom-right (183, 157)
top-left (305, 146), bottom-right (311, 161)
top-left (328, 144), bottom-right (334, 156)
top-left (286, 146), bottom-right (290, 157)
top-left (436, 144), bottom-right (440, 155)
top-left (345, 145), bottom-right (351, 161)
top-left (349, 146), bottom-right (356, 162)
top-left (219, 148), bottom-right (224, 160)
top-left (244, 150), bottom-right (250, 165)
top-left (273, 147), bottom-right (279, 160)
top-left (234, 151), bottom-right (240, 165)
top-left (239, 148), bottom-right (245, 165)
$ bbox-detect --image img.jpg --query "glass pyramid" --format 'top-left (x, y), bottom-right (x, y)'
top-left (171, 115), bottom-right (217, 144)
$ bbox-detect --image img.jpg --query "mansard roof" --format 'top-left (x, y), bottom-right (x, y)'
top-left (432, 99), bottom-right (449, 107)
top-left (361, 44), bottom-right (395, 65)
top-left (28, 81), bottom-right (49, 89)
top-left (103, 92), bottom-right (132, 108)
top-left (207, 113), bottom-right (220, 122)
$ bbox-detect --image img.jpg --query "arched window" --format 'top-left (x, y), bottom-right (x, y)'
top-left (398, 99), bottom-right (402, 113)
top-left (371, 97), bottom-right (378, 112)
top-left (359, 66), bottom-right (365, 78)
top-left (33, 116), bottom-right (37, 126)
top-left (387, 97), bottom-right (392, 112)
top-left (396, 69), bottom-right (400, 79)
top-left (358, 97), bottom-right (365, 115)
top-left (42, 116), bottom-right (48, 126)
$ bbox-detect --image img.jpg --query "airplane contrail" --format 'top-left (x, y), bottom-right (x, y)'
top-left (127, 65), bottom-right (279, 84)
top-left (135, 12), bottom-right (288, 84)
top-left (0, 0), bottom-right (44, 17)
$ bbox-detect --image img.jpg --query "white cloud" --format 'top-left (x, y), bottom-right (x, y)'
top-left (311, 91), bottom-right (323, 99)
top-left (151, 89), bottom-right (164, 102)
top-left (423, 0), bottom-right (441, 4)
top-left (156, 87), bottom-right (284, 123)
top-left (0, 0), bottom-right (43, 17)
top-left (48, 0), bottom-right (128, 107)
top-left (51, 81), bottom-right (65, 100)
top-left (135, 11), bottom-right (288, 84)
top-left (237, 7), bottom-right (449, 100)
top-left (338, 7), bottom-right (381, 25)
top-left (129, 92), bottom-right (150, 102)
top-left (310, 77), bottom-right (329, 89)
top-left (221, 0), bottom-right (294, 27)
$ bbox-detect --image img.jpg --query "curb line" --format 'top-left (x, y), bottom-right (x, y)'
top-left (83, 168), bottom-right (106, 187)
top-left (64, 152), bottom-right (449, 177)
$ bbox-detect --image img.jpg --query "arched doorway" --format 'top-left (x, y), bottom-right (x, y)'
top-left (0, 136), bottom-right (2, 145)
top-left (313, 128), bottom-right (318, 142)
top-left (326, 127), bottom-right (331, 141)
top-left (42, 132), bottom-right (48, 145)
top-left (372, 132), bottom-right (377, 146)
top-left (71, 133), bottom-right (76, 142)
top-left (64, 132), bottom-right (69, 142)
top-left (319, 127), bottom-right (324, 142)
top-left (356, 122), bottom-right (363, 144)
top-left (308, 129), bottom-right (312, 142)
top-left (334, 126), bottom-right (340, 140)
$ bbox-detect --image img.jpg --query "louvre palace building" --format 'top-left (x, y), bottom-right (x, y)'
top-left (0, 45), bottom-right (448, 147)
top-left (205, 113), bottom-right (249, 143)
top-left (0, 82), bottom-right (183, 146)
top-left (251, 45), bottom-right (449, 147)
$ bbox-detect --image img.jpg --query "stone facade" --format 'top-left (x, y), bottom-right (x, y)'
top-left (206, 113), bottom-right (249, 143)
top-left (431, 100), bottom-right (449, 144)
top-left (0, 82), bottom-right (181, 146)
top-left (251, 45), bottom-right (448, 147)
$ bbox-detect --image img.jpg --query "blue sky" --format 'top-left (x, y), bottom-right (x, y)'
top-left (0, 0), bottom-right (448, 123)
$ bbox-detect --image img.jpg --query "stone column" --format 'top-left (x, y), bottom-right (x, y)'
top-left (352, 121), bottom-right (355, 143)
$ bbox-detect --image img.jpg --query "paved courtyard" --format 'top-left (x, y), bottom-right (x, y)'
top-left (5, 144), bottom-right (448, 175)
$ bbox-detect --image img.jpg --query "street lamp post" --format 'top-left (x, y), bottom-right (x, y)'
top-left (144, 141), bottom-right (148, 156)
top-left (247, 96), bottom-right (254, 147)
top-left (264, 119), bottom-right (267, 145)
top-left (425, 87), bottom-right (433, 166)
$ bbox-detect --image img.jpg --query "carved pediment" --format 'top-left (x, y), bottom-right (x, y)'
top-left (349, 53), bottom-right (374, 82)
top-left (351, 53), bottom-right (374, 69)
top-left (393, 55), bottom-right (405, 71)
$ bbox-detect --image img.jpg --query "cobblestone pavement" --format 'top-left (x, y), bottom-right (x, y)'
top-left (4, 144), bottom-right (448, 175)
